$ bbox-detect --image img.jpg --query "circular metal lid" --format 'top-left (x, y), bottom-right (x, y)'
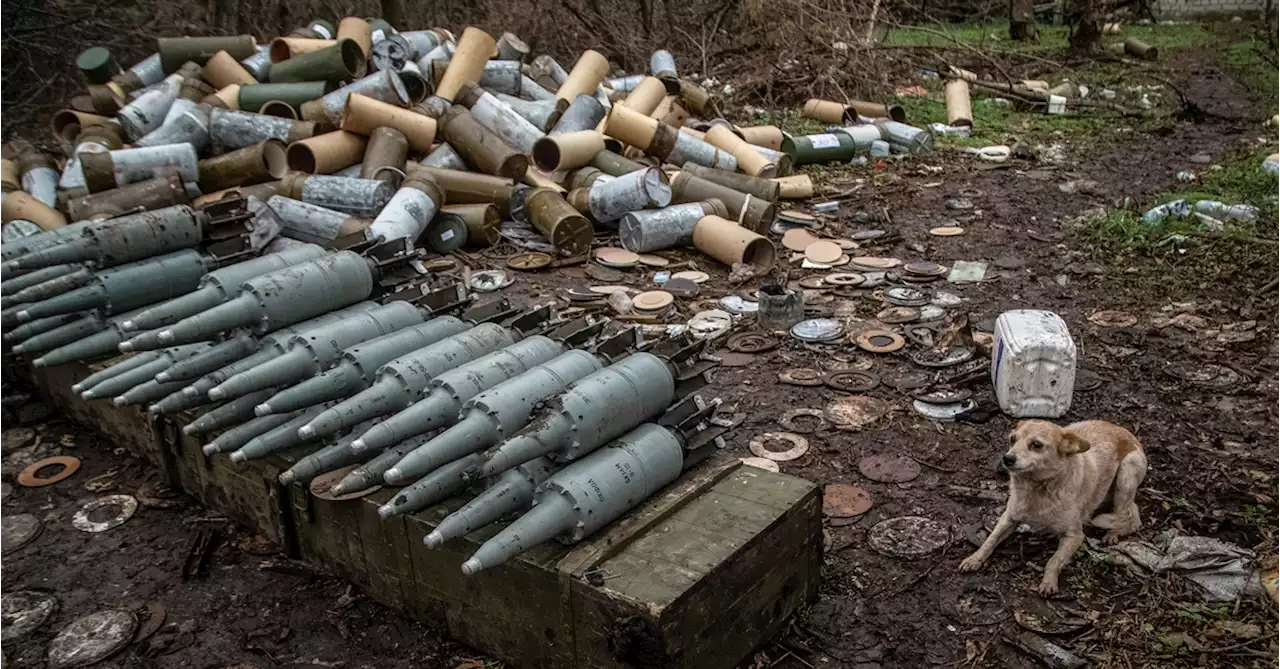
top-left (1, 591), bottom-right (58, 642)
top-left (823, 483), bottom-right (874, 518)
top-left (779, 407), bottom-right (826, 433)
top-left (718, 295), bottom-right (757, 314)
top-left (778, 368), bottom-right (824, 386)
top-left (748, 432), bottom-right (810, 461)
top-left (903, 261), bottom-right (948, 277)
top-left (636, 253), bottom-right (669, 267)
top-left (506, 251), bottom-right (553, 271)
top-left (858, 453), bottom-right (921, 483)
top-left (633, 290), bottom-right (675, 311)
top-left (868, 516), bottom-right (951, 559)
top-left (565, 286), bottom-right (603, 302)
top-left (595, 247), bottom-right (639, 268)
top-left (929, 226), bottom-right (965, 236)
top-left (883, 286), bottom-right (932, 306)
top-left (849, 256), bottom-right (901, 270)
top-left (671, 270), bottom-right (709, 284)
top-left (824, 272), bottom-right (865, 286)
top-left (17, 456), bottom-right (80, 488)
top-left (911, 346), bottom-right (974, 368)
top-left (663, 278), bottom-right (700, 297)
top-left (823, 370), bottom-right (880, 393)
top-left (589, 284), bottom-right (631, 295)
top-left (72, 494), bottom-right (138, 533)
top-left (805, 241), bottom-right (843, 264)
top-left (797, 275), bottom-right (826, 289)
top-left (727, 332), bottom-right (778, 353)
top-left (790, 318), bottom-right (844, 342)
top-left (912, 398), bottom-right (977, 420)
top-left (47, 610), bottom-right (137, 669)
top-left (470, 270), bottom-right (512, 292)
top-left (824, 395), bottom-right (890, 430)
top-left (877, 306), bottom-right (920, 324)
top-left (2, 514), bottom-right (42, 554)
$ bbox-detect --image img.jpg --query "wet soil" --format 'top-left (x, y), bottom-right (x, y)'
top-left (3, 43), bottom-right (1276, 669)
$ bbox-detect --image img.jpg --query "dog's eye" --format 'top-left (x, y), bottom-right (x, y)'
top-left (1009, 433), bottom-right (1017, 443)
top-left (1030, 440), bottom-right (1044, 451)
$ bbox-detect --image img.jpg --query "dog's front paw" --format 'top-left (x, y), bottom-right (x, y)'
top-left (1102, 531), bottom-right (1122, 545)
top-left (1035, 579), bottom-right (1059, 597)
top-left (958, 553), bottom-right (986, 572)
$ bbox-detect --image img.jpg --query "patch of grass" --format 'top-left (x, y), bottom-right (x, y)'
top-left (1221, 36), bottom-right (1279, 103)
top-left (881, 22), bottom-right (1211, 52)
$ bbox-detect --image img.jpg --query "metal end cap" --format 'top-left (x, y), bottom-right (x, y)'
top-left (182, 423), bottom-right (197, 435)
top-left (120, 320), bottom-right (136, 331)
top-left (71, 383), bottom-right (84, 393)
top-left (201, 443), bottom-right (219, 456)
top-left (254, 403), bottom-right (272, 417)
top-left (207, 387), bottom-right (225, 401)
top-left (229, 451), bottom-right (246, 463)
top-left (383, 467), bottom-right (403, 485)
top-left (377, 504), bottom-right (395, 520)
top-left (16, 310), bottom-right (31, 322)
top-left (182, 386), bottom-right (200, 398)
top-left (461, 558), bottom-right (483, 575)
top-left (278, 471), bottom-right (296, 485)
top-left (31, 357), bottom-right (47, 368)
top-left (349, 438), bottom-right (367, 453)
top-left (157, 330), bottom-right (175, 344)
top-left (423, 531), bottom-right (444, 548)
top-left (118, 341), bottom-right (134, 352)
top-left (297, 425), bottom-right (315, 440)
top-left (80, 390), bottom-right (96, 400)
top-left (112, 396), bottom-right (128, 407)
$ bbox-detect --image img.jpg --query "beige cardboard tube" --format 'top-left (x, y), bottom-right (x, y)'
top-left (773, 174), bottom-right (814, 199)
top-left (605, 104), bottom-right (659, 150)
top-left (436, 27), bottom-right (497, 102)
top-left (739, 125), bottom-right (782, 151)
top-left (260, 100), bottom-right (298, 119)
top-left (1021, 80), bottom-right (1050, 92)
top-left (2, 191), bottom-right (67, 230)
top-left (945, 80), bottom-right (973, 127)
top-left (50, 110), bottom-right (112, 142)
top-left (802, 99), bottom-right (849, 124)
top-left (692, 215), bottom-right (776, 271)
top-left (339, 93), bottom-right (437, 152)
top-left (285, 130), bottom-right (368, 174)
top-left (532, 130), bottom-right (606, 172)
top-left (651, 95), bottom-right (690, 127)
top-left (269, 38), bottom-right (337, 62)
top-left (620, 77), bottom-right (666, 116)
top-left (556, 50), bottom-right (609, 103)
top-left (207, 84), bottom-right (241, 109)
top-left (679, 127), bottom-right (705, 140)
top-left (523, 169), bottom-right (566, 193)
top-left (203, 50), bottom-right (258, 88)
top-left (1, 159), bottom-right (20, 191)
top-left (949, 66), bottom-right (978, 82)
top-left (337, 17), bottom-right (373, 58)
top-left (704, 125), bottom-right (776, 178)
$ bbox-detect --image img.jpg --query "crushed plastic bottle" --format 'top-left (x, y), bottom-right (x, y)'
top-left (1193, 200), bottom-right (1259, 223)
top-left (929, 123), bottom-right (972, 137)
top-left (1263, 154), bottom-right (1279, 176)
top-left (1141, 199), bottom-right (1192, 225)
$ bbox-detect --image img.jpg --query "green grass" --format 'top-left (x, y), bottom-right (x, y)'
top-left (1222, 36), bottom-right (1279, 102)
top-left (882, 22), bottom-right (1212, 51)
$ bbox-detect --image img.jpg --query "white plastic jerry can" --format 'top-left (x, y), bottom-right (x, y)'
top-left (991, 310), bottom-right (1077, 418)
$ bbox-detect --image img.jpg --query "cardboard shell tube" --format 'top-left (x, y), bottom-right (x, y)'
top-left (945, 80), bottom-right (973, 127)
top-left (532, 131), bottom-right (605, 172)
top-left (590, 149), bottom-right (645, 176)
top-left (670, 171), bottom-right (775, 233)
top-left (360, 127), bottom-right (408, 181)
top-left (207, 85), bottom-right (241, 109)
top-left (198, 139), bottom-right (287, 192)
top-left (704, 125), bottom-right (776, 178)
top-left (523, 170), bottom-right (566, 193)
top-left (2, 192), bottom-right (67, 230)
top-left (442, 203), bottom-right (501, 246)
top-left (1021, 80), bottom-right (1050, 92)
top-left (676, 79), bottom-right (718, 116)
top-left (203, 50), bottom-right (258, 88)
top-left (1124, 38), bottom-right (1157, 61)
top-left (692, 215), bottom-right (775, 271)
top-left (683, 164), bottom-right (779, 202)
top-left (260, 100), bottom-right (299, 119)
top-left (416, 167), bottom-right (514, 215)
top-left (435, 27), bottom-right (497, 102)
top-left (556, 50), bottom-right (609, 104)
top-left (651, 95), bottom-right (690, 128)
top-left (339, 93), bottom-right (437, 152)
top-left (773, 174), bottom-right (814, 199)
top-left (739, 125), bottom-right (783, 151)
top-left (604, 103), bottom-right (659, 150)
top-left (849, 100), bottom-right (906, 123)
top-left (438, 105), bottom-right (528, 181)
top-left (620, 76), bottom-right (666, 116)
top-left (337, 18), bottom-right (373, 58)
top-left (50, 111), bottom-right (111, 144)
top-left (285, 130), bottom-right (369, 174)
top-left (524, 187), bottom-right (592, 255)
top-left (1, 160), bottom-right (20, 191)
top-left (269, 38), bottom-right (338, 62)
top-left (802, 99), bottom-right (850, 124)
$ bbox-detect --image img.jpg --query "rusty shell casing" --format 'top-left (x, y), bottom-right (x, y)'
top-left (441, 203), bottom-right (501, 247)
top-left (566, 166), bottom-right (611, 190)
top-left (300, 70), bottom-right (409, 129)
top-left (339, 93), bottom-right (436, 152)
top-left (438, 105), bottom-right (529, 181)
top-left (191, 180), bottom-right (283, 208)
top-left (415, 167), bottom-right (513, 215)
top-left (66, 174), bottom-right (189, 221)
top-left (617, 200), bottom-right (726, 253)
top-left (209, 108), bottom-right (317, 152)
top-left (581, 166), bottom-right (671, 225)
top-left (79, 144), bottom-right (198, 193)
top-left (197, 139), bottom-right (287, 193)
top-left (1, 192), bottom-right (66, 231)
top-left (336, 17), bottom-right (373, 59)
top-left (589, 149), bottom-right (645, 176)
top-left (494, 94), bottom-right (561, 132)
top-left (524, 187), bottom-right (592, 255)
top-left (455, 83), bottom-right (543, 154)
top-left (802, 98), bottom-right (851, 124)
top-left (398, 64), bottom-right (430, 104)
top-left (430, 60), bottom-right (523, 97)
top-left (157, 35), bottom-right (256, 72)
top-left (203, 50), bottom-right (258, 88)
top-left (683, 163), bottom-right (780, 202)
top-left (19, 154), bottom-right (60, 208)
top-left (285, 130), bottom-right (369, 174)
top-left (239, 45), bottom-right (272, 82)
top-left (556, 50), bottom-right (609, 104)
top-left (117, 52), bottom-right (164, 89)
top-left (434, 27), bottom-right (496, 101)
top-left (849, 99), bottom-right (906, 122)
top-left (604, 74), bottom-right (645, 93)
top-left (360, 127), bottom-right (409, 182)
top-left (520, 75), bottom-right (557, 103)
top-left (282, 173), bottom-right (394, 218)
top-left (370, 35), bottom-right (412, 73)
top-left (676, 79), bottom-right (719, 116)
top-left (549, 93), bottom-right (605, 135)
top-left (398, 30), bottom-right (445, 58)
top-left (670, 171), bottom-right (776, 233)
top-left (421, 142), bottom-right (467, 171)
top-left (179, 76), bottom-right (215, 102)
top-left (269, 39), bottom-right (366, 84)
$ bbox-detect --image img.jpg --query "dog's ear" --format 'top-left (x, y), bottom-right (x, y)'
top-left (1057, 429), bottom-right (1091, 456)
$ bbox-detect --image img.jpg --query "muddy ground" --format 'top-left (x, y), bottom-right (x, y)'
top-left (3, 31), bottom-right (1277, 669)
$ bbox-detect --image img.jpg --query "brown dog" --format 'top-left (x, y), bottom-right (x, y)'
top-left (958, 420), bottom-right (1148, 595)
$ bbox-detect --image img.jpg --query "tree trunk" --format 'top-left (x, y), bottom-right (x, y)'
top-left (1069, 0), bottom-right (1104, 51)
top-left (1009, 0), bottom-right (1037, 40)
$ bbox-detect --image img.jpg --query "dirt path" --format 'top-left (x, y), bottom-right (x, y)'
top-left (3, 34), bottom-right (1275, 669)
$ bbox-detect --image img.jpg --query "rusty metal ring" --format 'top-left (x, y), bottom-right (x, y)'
top-left (778, 368), bottom-right (824, 386)
top-left (854, 330), bottom-right (905, 353)
top-left (482, 243), bottom-right (520, 260)
top-left (823, 371), bottom-right (881, 393)
top-left (727, 332), bottom-right (778, 354)
top-left (17, 456), bottom-right (81, 488)
top-left (749, 432), bottom-right (810, 462)
top-left (778, 408), bottom-right (827, 434)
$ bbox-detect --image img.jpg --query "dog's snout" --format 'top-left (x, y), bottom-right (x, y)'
top-left (1001, 454), bottom-right (1017, 467)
